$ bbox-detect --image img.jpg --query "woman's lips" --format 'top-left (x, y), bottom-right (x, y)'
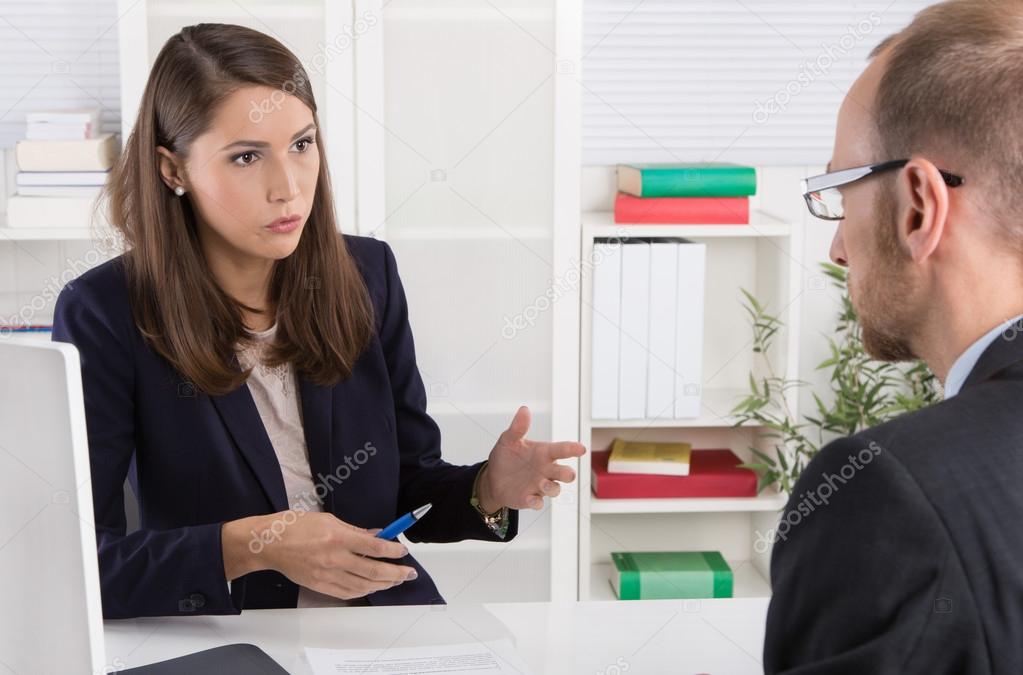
top-left (266, 215), bottom-right (301, 233)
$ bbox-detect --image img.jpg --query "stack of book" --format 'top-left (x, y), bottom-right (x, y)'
top-left (614, 163), bottom-right (757, 224)
top-left (591, 439), bottom-right (756, 499)
top-left (7, 107), bottom-right (116, 229)
top-left (591, 238), bottom-right (705, 420)
top-left (606, 438), bottom-right (692, 476)
top-left (610, 551), bottom-right (733, 600)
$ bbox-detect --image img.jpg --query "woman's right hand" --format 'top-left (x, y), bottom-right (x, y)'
top-left (221, 511), bottom-right (418, 600)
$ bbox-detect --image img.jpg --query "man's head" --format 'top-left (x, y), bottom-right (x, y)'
top-left (823, 0), bottom-right (1023, 363)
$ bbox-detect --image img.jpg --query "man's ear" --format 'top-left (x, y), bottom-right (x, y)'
top-left (896, 157), bottom-right (950, 263)
top-left (155, 146), bottom-right (187, 193)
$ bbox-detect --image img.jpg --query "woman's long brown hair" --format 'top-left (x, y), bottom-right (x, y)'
top-left (103, 23), bottom-right (375, 396)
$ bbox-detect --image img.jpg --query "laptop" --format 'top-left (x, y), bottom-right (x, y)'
top-left (0, 339), bottom-right (285, 674)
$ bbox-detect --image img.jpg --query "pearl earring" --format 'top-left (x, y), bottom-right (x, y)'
top-left (174, 186), bottom-right (185, 197)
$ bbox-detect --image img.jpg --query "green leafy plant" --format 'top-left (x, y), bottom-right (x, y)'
top-left (732, 262), bottom-right (941, 494)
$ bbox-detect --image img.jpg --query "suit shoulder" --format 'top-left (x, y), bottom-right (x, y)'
top-left (342, 233), bottom-right (388, 261)
top-left (343, 233), bottom-right (391, 283)
top-left (800, 387), bottom-right (1017, 510)
top-left (55, 255), bottom-right (130, 310)
top-left (52, 254), bottom-right (136, 348)
top-left (853, 391), bottom-right (998, 463)
top-left (342, 233), bottom-right (402, 319)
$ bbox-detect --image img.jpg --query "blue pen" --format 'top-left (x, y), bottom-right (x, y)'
top-left (375, 503), bottom-right (432, 541)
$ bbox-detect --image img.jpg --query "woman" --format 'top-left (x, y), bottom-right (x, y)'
top-left (52, 23), bottom-right (584, 619)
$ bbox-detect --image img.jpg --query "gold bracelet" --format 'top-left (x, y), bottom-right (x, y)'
top-left (470, 462), bottom-right (505, 520)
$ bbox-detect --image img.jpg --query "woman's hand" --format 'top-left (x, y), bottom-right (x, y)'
top-left (478, 405), bottom-right (587, 512)
top-left (221, 511), bottom-right (418, 600)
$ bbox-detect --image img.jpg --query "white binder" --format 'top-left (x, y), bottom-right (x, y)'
top-left (674, 241), bottom-right (706, 418)
top-left (618, 241), bottom-right (651, 419)
top-left (590, 241), bottom-right (623, 419)
top-left (647, 242), bottom-right (678, 418)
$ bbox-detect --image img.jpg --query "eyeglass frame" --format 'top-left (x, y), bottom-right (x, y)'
top-left (801, 159), bottom-right (965, 221)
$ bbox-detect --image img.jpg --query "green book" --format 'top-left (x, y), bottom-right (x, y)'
top-left (617, 163), bottom-right (757, 198)
top-left (610, 551), bottom-right (733, 600)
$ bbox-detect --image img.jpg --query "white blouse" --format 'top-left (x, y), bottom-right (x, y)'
top-left (237, 322), bottom-right (367, 608)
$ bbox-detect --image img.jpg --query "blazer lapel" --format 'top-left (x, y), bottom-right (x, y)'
top-left (298, 373), bottom-right (335, 513)
top-left (210, 376), bottom-right (289, 513)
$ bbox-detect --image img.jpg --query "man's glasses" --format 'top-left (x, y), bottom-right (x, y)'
top-left (801, 159), bottom-right (964, 221)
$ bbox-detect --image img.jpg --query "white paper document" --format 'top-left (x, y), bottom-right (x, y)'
top-left (304, 639), bottom-right (532, 674)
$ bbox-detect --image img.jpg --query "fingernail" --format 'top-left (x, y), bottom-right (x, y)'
top-left (400, 546), bottom-right (409, 556)
top-left (407, 570), bottom-right (418, 581)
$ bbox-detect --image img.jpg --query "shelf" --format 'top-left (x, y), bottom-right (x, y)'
top-left (385, 226), bottom-right (551, 241)
top-left (0, 227), bottom-right (116, 242)
top-left (586, 387), bottom-right (757, 428)
top-left (582, 210), bottom-right (791, 239)
top-left (427, 401), bottom-right (551, 416)
top-left (588, 492), bottom-right (787, 515)
top-left (589, 560), bottom-right (771, 602)
top-left (0, 332), bottom-right (52, 343)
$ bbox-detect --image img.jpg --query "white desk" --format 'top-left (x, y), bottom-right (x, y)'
top-left (104, 598), bottom-right (768, 674)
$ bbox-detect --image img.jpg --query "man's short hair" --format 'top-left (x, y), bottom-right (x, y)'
top-left (870, 0), bottom-right (1023, 230)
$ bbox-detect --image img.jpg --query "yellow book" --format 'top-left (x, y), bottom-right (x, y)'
top-left (607, 438), bottom-right (692, 476)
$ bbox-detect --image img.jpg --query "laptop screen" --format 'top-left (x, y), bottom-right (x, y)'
top-left (0, 339), bottom-right (106, 674)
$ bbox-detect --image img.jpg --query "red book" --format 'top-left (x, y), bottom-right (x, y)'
top-left (591, 449), bottom-right (757, 499)
top-left (613, 193), bottom-right (749, 224)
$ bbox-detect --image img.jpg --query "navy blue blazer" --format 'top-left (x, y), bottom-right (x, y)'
top-left (52, 234), bottom-right (518, 619)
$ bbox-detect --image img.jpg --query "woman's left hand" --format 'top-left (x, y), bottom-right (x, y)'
top-left (478, 405), bottom-right (587, 511)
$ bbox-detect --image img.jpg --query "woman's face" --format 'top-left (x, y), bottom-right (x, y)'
top-left (164, 85), bottom-right (320, 265)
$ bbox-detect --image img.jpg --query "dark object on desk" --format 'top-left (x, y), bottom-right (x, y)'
top-left (120, 643), bottom-right (288, 674)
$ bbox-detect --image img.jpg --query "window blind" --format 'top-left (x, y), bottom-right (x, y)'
top-left (582, 0), bottom-right (935, 166)
top-left (0, 0), bottom-right (120, 148)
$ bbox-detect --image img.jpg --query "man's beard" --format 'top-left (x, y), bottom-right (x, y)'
top-left (854, 186), bottom-right (921, 362)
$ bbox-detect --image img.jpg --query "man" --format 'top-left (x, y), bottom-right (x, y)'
top-left (765, 1), bottom-right (1023, 672)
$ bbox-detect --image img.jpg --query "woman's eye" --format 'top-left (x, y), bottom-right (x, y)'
top-left (233, 151), bottom-right (258, 167)
top-left (293, 136), bottom-right (315, 153)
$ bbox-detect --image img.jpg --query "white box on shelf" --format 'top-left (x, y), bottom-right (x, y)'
top-left (674, 241), bottom-right (706, 418)
top-left (618, 241), bottom-right (650, 419)
top-left (0, 148), bottom-right (18, 217)
top-left (591, 240), bottom-right (623, 420)
top-left (646, 242), bottom-right (678, 418)
top-left (5, 195), bottom-right (100, 229)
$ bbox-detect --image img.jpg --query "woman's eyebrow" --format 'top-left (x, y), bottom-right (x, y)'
top-left (220, 124), bottom-right (317, 151)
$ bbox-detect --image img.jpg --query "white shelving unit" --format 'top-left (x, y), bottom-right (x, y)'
top-left (2, 0), bottom-right (825, 606)
top-left (568, 203), bottom-right (803, 602)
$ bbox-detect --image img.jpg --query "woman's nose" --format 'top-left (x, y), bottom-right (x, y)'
top-left (268, 162), bottom-right (299, 203)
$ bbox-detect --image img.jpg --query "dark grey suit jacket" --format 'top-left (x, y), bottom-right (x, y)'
top-left (765, 330), bottom-right (1023, 673)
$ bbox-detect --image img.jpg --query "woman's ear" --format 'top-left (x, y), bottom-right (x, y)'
top-left (155, 146), bottom-right (187, 194)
